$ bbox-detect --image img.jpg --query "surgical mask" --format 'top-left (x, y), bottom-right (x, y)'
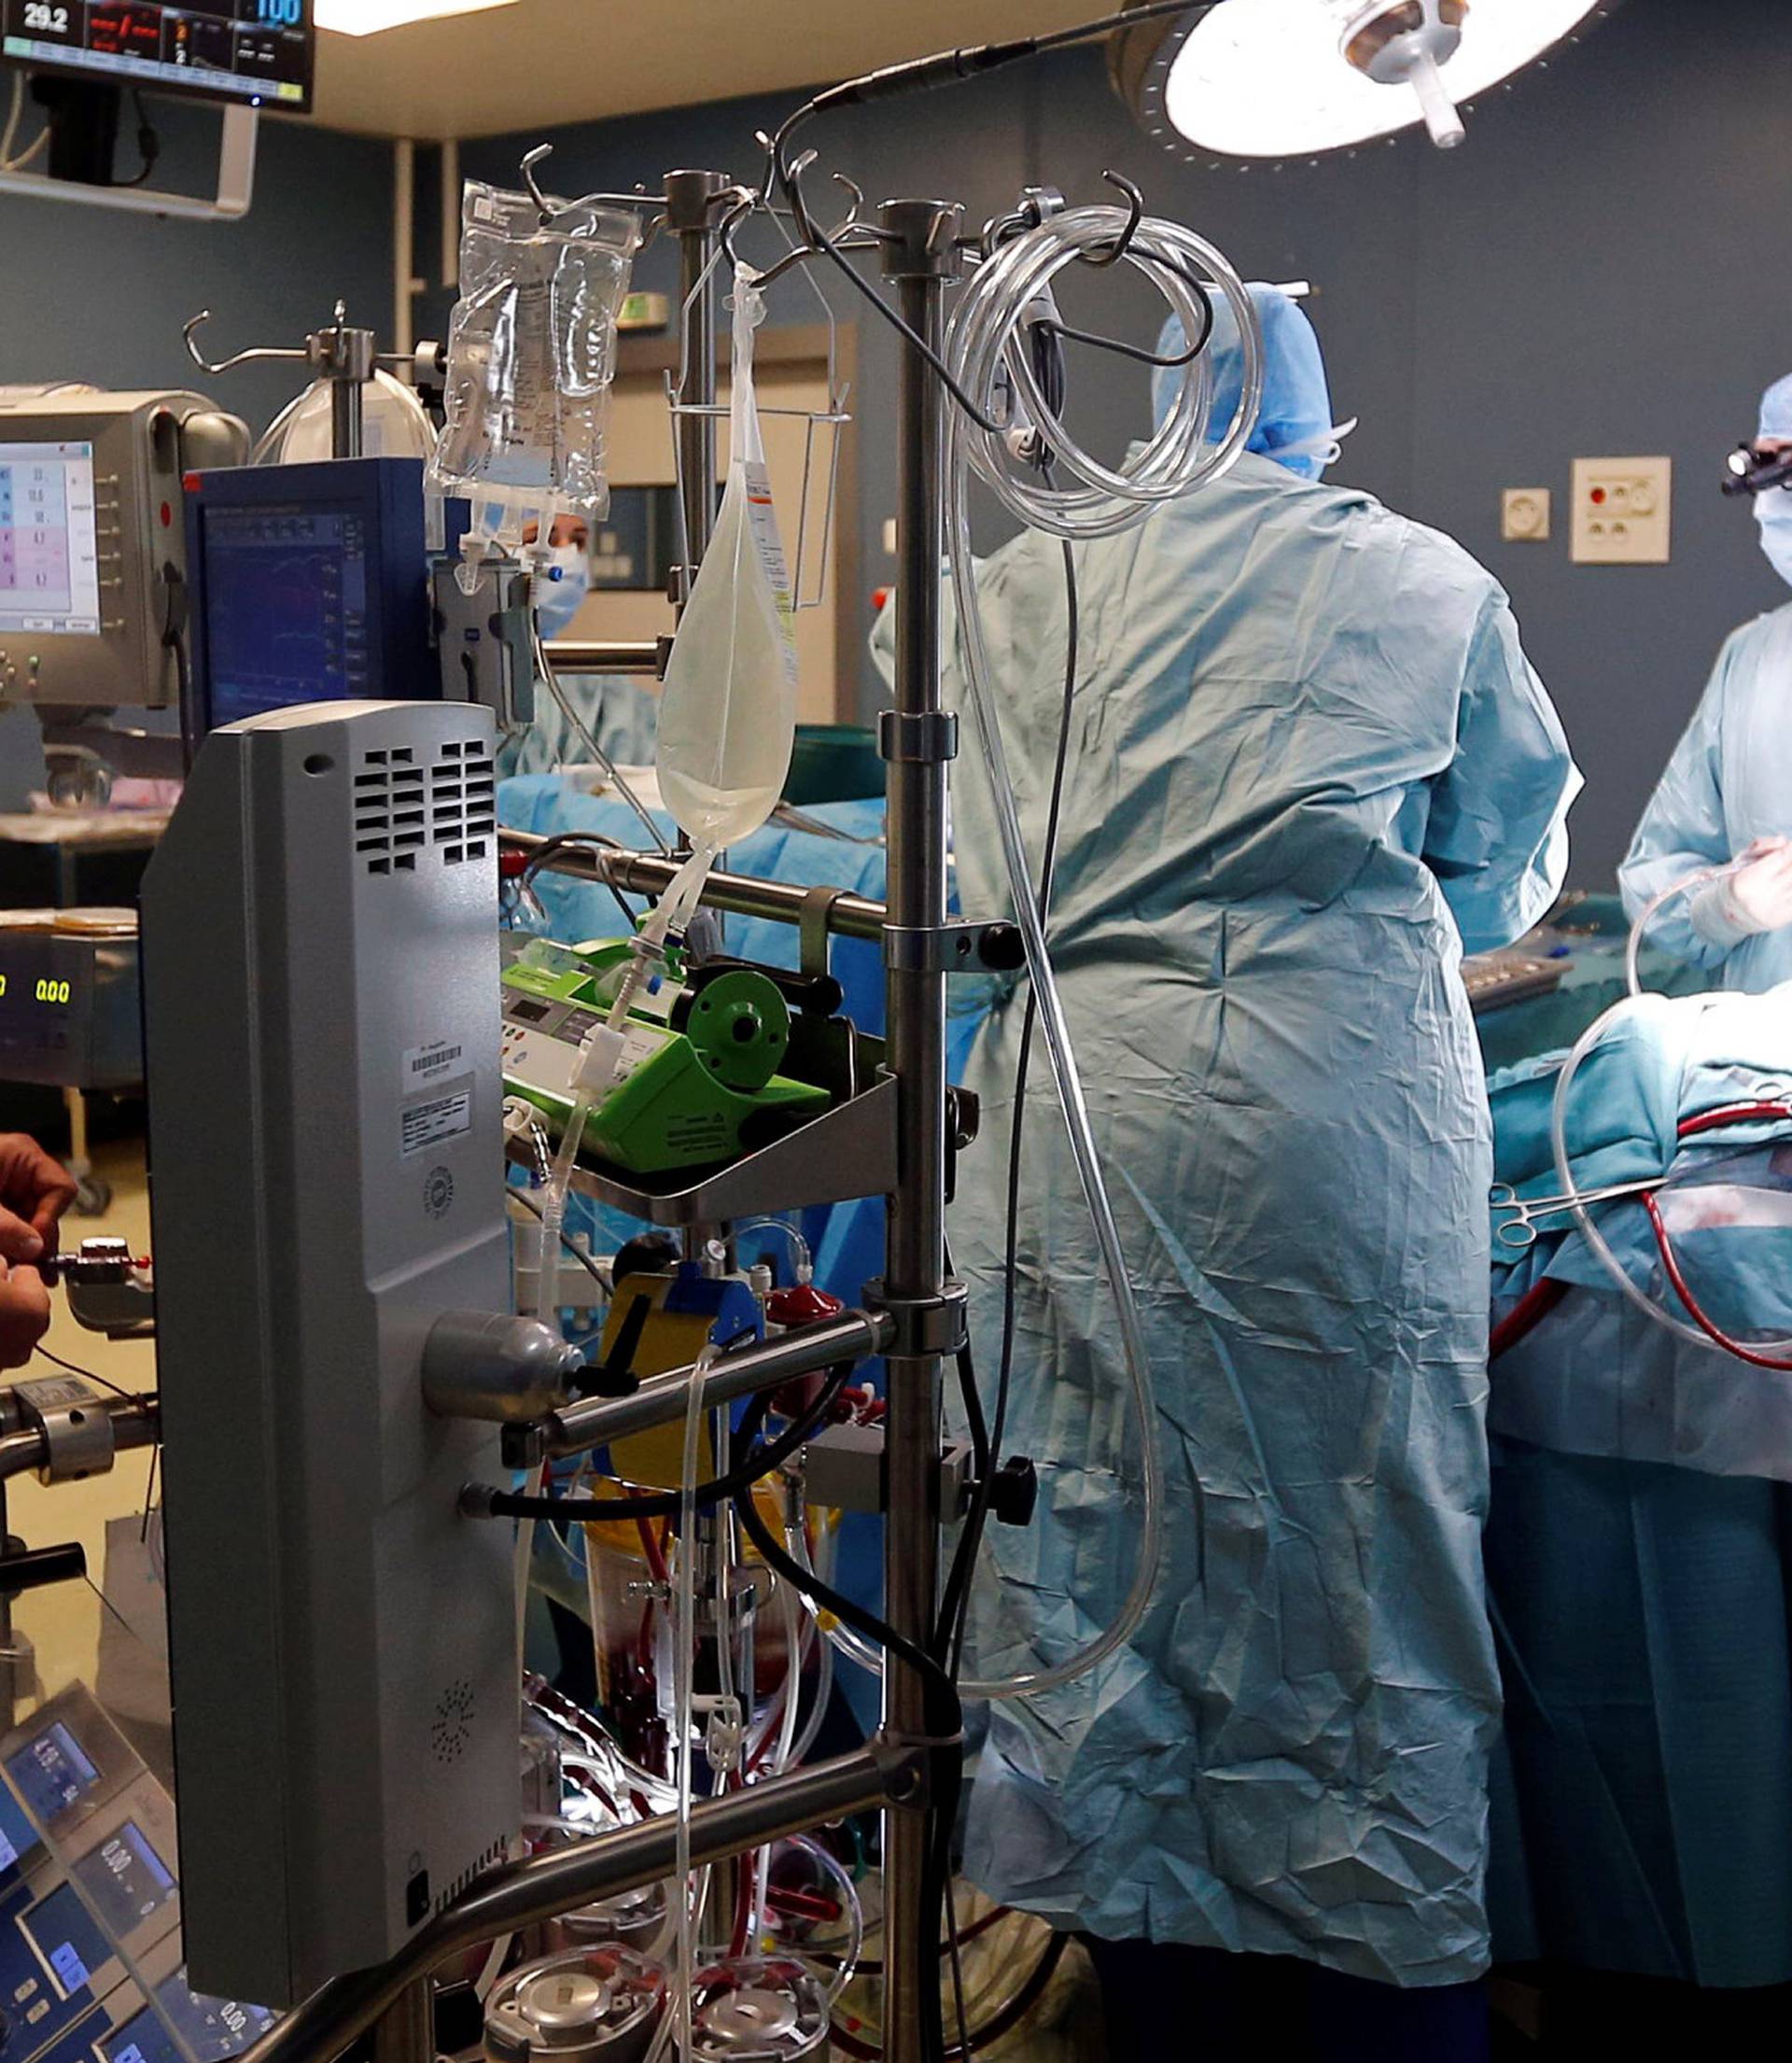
top-left (1756, 491), bottom-right (1792, 589)
top-left (535, 541), bottom-right (590, 639)
top-left (1273, 414), bottom-right (1359, 474)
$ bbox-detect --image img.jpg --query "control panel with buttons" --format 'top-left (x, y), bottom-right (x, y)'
top-left (0, 393), bottom-right (246, 715)
top-left (0, 1684), bottom-right (274, 2063)
top-left (1571, 456), bottom-right (1673, 566)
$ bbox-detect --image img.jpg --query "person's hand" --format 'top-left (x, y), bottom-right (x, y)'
top-left (0, 1135), bottom-right (77, 1373)
top-left (1724, 841), bottom-right (1792, 935)
top-left (0, 1133), bottom-right (77, 1256)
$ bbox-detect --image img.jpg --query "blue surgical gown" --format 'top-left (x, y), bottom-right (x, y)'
top-left (1619, 604), bottom-right (1792, 993)
top-left (939, 452), bottom-right (1579, 1986)
top-left (497, 672), bottom-right (662, 779)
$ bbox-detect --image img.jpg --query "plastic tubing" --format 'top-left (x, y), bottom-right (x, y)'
top-left (783, 1835), bottom-right (866, 2005)
top-left (732, 1216), bottom-right (814, 1277)
top-left (670, 1347), bottom-right (711, 2059)
top-left (1547, 859), bottom-right (1792, 1358)
top-left (785, 1522), bottom-right (884, 1679)
top-left (944, 205), bottom-right (1263, 1701)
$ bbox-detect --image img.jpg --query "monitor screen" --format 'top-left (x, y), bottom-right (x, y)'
top-left (6, 1716), bottom-right (102, 1824)
top-left (71, 1820), bottom-right (177, 1938)
top-left (201, 501), bottom-right (373, 726)
top-left (1, 0), bottom-right (312, 112)
top-left (0, 442), bottom-right (101, 639)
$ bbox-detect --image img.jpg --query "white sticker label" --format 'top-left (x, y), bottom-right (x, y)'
top-left (403, 1040), bottom-right (465, 1090)
top-left (741, 456), bottom-right (800, 692)
top-left (402, 1091), bottom-right (472, 1158)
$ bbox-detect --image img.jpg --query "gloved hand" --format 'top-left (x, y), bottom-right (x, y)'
top-left (0, 1134), bottom-right (77, 1371)
top-left (1690, 836), bottom-right (1792, 950)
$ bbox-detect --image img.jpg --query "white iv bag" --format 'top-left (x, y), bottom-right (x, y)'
top-left (655, 264), bottom-right (800, 850)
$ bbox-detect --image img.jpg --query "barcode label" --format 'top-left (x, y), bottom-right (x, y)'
top-left (403, 1040), bottom-right (464, 1088)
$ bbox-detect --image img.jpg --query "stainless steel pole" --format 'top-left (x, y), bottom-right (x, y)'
top-left (665, 168), bottom-right (729, 601)
top-left (877, 197), bottom-right (963, 2063)
top-left (498, 829), bottom-right (890, 941)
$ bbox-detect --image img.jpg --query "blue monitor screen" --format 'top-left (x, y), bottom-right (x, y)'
top-left (201, 504), bottom-right (372, 726)
top-left (23, 1881), bottom-right (110, 1998)
top-left (71, 1821), bottom-right (175, 1939)
top-left (105, 1971), bottom-right (277, 2063)
top-left (7, 1720), bottom-right (100, 1827)
top-left (0, 1781), bottom-right (42, 1877)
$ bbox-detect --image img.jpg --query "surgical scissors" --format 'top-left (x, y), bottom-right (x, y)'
top-left (1491, 1178), bottom-right (1667, 1252)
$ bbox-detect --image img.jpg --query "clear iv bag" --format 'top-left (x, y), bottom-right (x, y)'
top-left (428, 180), bottom-right (641, 543)
top-left (655, 264), bottom-right (799, 850)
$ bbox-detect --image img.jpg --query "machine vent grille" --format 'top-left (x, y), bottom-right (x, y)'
top-left (429, 738), bottom-right (497, 867)
top-left (438, 1835), bottom-right (507, 1912)
top-left (355, 743), bottom-right (494, 874)
top-left (430, 1677), bottom-right (475, 1765)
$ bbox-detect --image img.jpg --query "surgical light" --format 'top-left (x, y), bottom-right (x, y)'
top-left (315, 0), bottom-right (518, 34)
top-left (1112, 0), bottom-right (1614, 162)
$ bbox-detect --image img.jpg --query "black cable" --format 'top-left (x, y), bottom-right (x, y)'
top-left (119, 89), bottom-right (160, 188)
top-left (508, 1185), bottom-right (611, 1292)
top-left (32, 1343), bottom-right (146, 1405)
top-left (472, 1357), bottom-right (851, 1523)
top-left (519, 831), bottom-right (641, 933)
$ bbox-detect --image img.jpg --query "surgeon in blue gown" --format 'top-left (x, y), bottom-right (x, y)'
top-left (938, 287), bottom-right (1580, 2057)
top-left (1619, 370), bottom-right (1792, 991)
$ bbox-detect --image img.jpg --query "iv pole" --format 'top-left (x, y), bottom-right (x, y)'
top-left (241, 176), bottom-right (969, 2063)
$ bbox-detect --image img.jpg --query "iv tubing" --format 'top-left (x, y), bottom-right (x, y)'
top-left (944, 203), bottom-right (1263, 1700)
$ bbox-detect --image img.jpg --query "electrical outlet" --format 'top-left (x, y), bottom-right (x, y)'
top-left (1502, 488), bottom-right (1551, 543)
top-left (1572, 457), bottom-right (1672, 565)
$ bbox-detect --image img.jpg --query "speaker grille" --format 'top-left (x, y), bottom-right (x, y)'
top-left (430, 1677), bottom-right (475, 1765)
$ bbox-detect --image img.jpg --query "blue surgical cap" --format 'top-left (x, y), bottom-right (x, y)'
top-left (1760, 372), bottom-right (1792, 442)
top-left (1153, 283), bottom-right (1335, 482)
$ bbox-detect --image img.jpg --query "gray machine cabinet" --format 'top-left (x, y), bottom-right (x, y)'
top-left (0, 390), bottom-right (247, 710)
top-left (141, 700), bottom-right (517, 2007)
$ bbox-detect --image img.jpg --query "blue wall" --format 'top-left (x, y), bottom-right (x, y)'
top-left (0, 100), bottom-right (397, 801)
top-left (444, 0), bottom-right (1792, 884)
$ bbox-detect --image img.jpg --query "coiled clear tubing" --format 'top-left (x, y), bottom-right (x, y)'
top-left (944, 207), bottom-right (1263, 1701)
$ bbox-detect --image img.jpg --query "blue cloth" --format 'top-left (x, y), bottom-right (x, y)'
top-left (1153, 283), bottom-right (1336, 481)
top-left (497, 673), bottom-right (663, 779)
top-left (1486, 986), bottom-right (1792, 1480)
top-left (915, 333), bottom-right (1577, 1981)
top-left (1617, 605), bottom-right (1792, 992)
top-left (1485, 1437), bottom-right (1792, 1987)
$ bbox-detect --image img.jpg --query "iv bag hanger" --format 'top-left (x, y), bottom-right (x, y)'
top-left (182, 302), bottom-right (445, 460)
top-left (668, 196), bottom-right (852, 615)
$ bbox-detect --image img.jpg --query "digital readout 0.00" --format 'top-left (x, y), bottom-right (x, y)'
top-left (0, 978), bottom-right (74, 1004)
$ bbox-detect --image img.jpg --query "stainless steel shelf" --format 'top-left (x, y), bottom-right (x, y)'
top-left (525, 1076), bottom-right (898, 1229)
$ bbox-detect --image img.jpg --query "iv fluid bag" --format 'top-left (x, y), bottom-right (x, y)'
top-left (656, 265), bottom-right (799, 849)
top-left (428, 181), bottom-right (641, 540)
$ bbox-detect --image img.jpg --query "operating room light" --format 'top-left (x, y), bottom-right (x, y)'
top-left (1123, 0), bottom-right (1610, 161)
top-left (314, 0), bottom-right (518, 34)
